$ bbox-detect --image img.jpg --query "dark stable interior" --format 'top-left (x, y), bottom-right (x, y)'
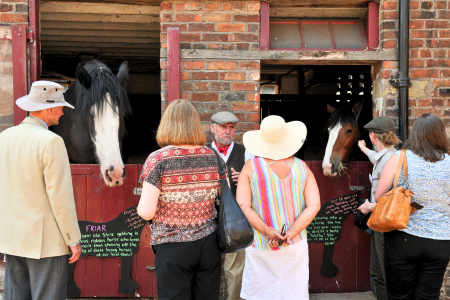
top-left (260, 65), bottom-right (373, 161)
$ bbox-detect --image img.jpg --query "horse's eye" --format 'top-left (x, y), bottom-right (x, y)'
top-left (346, 129), bottom-right (353, 134)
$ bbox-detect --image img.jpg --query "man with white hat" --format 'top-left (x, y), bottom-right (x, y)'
top-left (0, 81), bottom-right (81, 300)
top-left (209, 111), bottom-right (254, 300)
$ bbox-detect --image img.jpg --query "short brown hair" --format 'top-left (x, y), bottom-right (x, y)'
top-left (403, 113), bottom-right (450, 162)
top-left (156, 99), bottom-right (206, 147)
top-left (374, 131), bottom-right (401, 147)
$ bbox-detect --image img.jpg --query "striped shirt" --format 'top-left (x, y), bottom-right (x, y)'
top-left (250, 157), bottom-right (308, 250)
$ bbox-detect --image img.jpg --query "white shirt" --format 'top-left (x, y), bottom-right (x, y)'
top-left (211, 141), bottom-right (255, 163)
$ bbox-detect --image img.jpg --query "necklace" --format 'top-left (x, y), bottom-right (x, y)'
top-left (266, 159), bottom-right (278, 165)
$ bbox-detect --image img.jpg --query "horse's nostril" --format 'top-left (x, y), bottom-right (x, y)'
top-left (122, 167), bottom-right (126, 178)
top-left (331, 163), bottom-right (335, 172)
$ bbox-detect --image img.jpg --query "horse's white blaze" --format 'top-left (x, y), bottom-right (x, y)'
top-left (322, 123), bottom-right (342, 176)
top-left (92, 93), bottom-right (124, 187)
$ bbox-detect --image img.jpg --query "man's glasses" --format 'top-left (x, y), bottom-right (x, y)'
top-left (278, 224), bottom-right (286, 246)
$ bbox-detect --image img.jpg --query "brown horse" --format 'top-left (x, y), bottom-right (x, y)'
top-left (322, 102), bottom-right (363, 176)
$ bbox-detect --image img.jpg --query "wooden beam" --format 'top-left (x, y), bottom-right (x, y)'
top-left (0, 25), bottom-right (11, 40)
top-left (40, 2), bottom-right (159, 15)
top-left (41, 21), bottom-right (160, 31)
top-left (270, 8), bottom-right (367, 18)
top-left (40, 0), bottom-right (161, 5)
top-left (167, 27), bottom-right (180, 104)
top-left (43, 46), bottom-right (159, 53)
top-left (43, 51), bottom-right (160, 58)
top-left (41, 41), bottom-right (160, 49)
top-left (160, 49), bottom-right (398, 63)
top-left (41, 35), bottom-right (159, 44)
top-left (41, 29), bottom-right (160, 38)
top-left (41, 12), bottom-right (159, 23)
top-left (42, 46), bottom-right (160, 54)
top-left (260, 2), bottom-right (270, 50)
top-left (29, 0), bottom-right (40, 82)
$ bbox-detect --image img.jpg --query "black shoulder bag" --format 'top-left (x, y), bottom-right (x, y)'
top-left (211, 149), bottom-right (254, 253)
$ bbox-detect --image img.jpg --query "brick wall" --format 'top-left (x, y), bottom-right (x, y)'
top-left (0, 0), bottom-right (28, 135)
top-left (160, 1), bottom-right (261, 144)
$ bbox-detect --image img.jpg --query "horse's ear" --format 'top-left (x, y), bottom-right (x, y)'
top-left (353, 101), bottom-right (364, 120)
top-left (76, 63), bottom-right (91, 90)
top-left (116, 61), bottom-right (129, 87)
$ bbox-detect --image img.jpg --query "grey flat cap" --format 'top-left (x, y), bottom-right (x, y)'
top-left (211, 111), bottom-right (239, 124)
top-left (364, 116), bottom-right (396, 134)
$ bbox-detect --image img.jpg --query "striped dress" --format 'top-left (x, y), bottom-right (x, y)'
top-left (250, 156), bottom-right (308, 250)
top-left (241, 156), bottom-right (310, 300)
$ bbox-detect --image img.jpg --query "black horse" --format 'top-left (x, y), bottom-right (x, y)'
top-left (52, 60), bottom-right (132, 187)
top-left (67, 206), bottom-right (147, 297)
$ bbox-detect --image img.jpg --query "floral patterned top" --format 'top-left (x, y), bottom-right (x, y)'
top-left (139, 146), bottom-right (227, 245)
top-left (395, 150), bottom-right (450, 240)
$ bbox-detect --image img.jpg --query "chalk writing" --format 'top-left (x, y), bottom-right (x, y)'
top-left (306, 193), bottom-right (359, 245)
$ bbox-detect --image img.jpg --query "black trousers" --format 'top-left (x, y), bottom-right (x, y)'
top-left (152, 232), bottom-right (221, 300)
top-left (384, 230), bottom-right (450, 300)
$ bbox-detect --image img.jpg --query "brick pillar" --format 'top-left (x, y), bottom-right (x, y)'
top-left (160, 1), bottom-right (261, 145)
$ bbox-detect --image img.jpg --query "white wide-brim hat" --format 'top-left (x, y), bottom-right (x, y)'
top-left (16, 81), bottom-right (74, 112)
top-left (243, 115), bottom-right (307, 160)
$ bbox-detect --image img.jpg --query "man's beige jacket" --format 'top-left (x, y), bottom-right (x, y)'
top-left (0, 117), bottom-right (81, 259)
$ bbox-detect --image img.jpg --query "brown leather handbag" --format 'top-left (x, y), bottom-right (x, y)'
top-left (367, 150), bottom-right (419, 232)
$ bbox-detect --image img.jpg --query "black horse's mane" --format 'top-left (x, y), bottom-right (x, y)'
top-left (65, 60), bottom-right (132, 118)
top-left (325, 105), bottom-right (357, 131)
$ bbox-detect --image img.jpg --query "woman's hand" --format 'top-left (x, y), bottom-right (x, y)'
top-left (358, 140), bottom-right (366, 149)
top-left (266, 227), bottom-right (284, 248)
top-left (358, 199), bottom-right (376, 214)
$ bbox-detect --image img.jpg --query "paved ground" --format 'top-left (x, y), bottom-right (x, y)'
top-left (0, 291), bottom-right (377, 300)
top-left (311, 291), bottom-right (376, 299)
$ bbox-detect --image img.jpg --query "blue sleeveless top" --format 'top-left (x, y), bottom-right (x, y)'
top-left (395, 150), bottom-right (450, 240)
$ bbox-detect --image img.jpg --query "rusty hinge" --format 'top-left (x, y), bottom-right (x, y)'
top-left (26, 31), bottom-right (34, 42)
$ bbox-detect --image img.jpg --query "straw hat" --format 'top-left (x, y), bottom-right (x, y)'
top-left (16, 81), bottom-right (74, 112)
top-left (243, 115), bottom-right (307, 160)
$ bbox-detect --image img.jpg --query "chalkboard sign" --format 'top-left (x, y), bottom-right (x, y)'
top-left (67, 206), bottom-right (148, 298)
top-left (307, 193), bottom-right (359, 245)
top-left (79, 206), bottom-right (146, 257)
top-left (306, 193), bottom-right (360, 277)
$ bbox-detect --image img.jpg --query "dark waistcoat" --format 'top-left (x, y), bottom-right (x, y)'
top-left (208, 143), bottom-right (246, 197)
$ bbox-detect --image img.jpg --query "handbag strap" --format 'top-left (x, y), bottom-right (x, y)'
top-left (211, 148), bottom-right (226, 177)
top-left (393, 149), bottom-right (408, 189)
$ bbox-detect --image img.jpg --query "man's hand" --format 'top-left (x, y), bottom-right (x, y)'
top-left (68, 243), bottom-right (82, 264)
top-left (231, 167), bottom-right (240, 184)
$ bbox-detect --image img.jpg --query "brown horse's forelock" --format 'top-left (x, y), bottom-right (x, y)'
top-left (325, 106), bottom-right (358, 132)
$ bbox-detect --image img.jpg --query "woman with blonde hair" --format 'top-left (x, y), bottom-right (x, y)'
top-left (357, 116), bottom-right (401, 300)
top-left (236, 115), bottom-right (321, 300)
top-left (137, 99), bottom-right (227, 300)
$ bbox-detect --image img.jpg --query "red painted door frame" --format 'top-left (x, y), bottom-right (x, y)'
top-left (29, 0), bottom-right (41, 83)
top-left (11, 25), bottom-right (28, 125)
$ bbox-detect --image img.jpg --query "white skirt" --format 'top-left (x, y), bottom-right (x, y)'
top-left (240, 239), bottom-right (309, 300)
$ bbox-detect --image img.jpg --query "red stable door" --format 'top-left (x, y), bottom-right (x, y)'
top-left (70, 164), bottom-right (157, 298)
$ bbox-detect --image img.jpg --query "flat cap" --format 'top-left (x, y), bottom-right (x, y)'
top-left (364, 116), bottom-right (396, 134)
top-left (211, 111), bottom-right (239, 124)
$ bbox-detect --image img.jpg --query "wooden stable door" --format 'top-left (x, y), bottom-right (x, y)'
top-left (70, 161), bottom-right (371, 297)
top-left (70, 164), bottom-right (157, 298)
top-left (307, 160), bottom-right (372, 293)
